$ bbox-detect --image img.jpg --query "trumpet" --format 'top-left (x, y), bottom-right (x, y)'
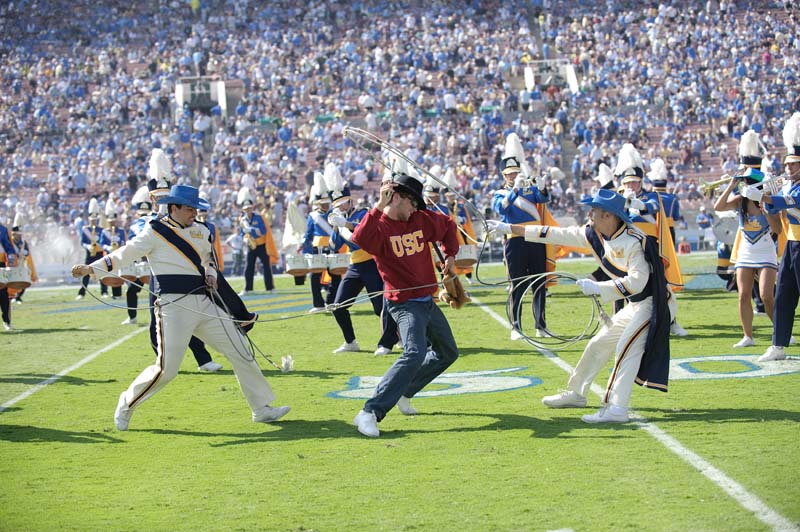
top-left (754, 174), bottom-right (785, 195)
top-left (699, 174), bottom-right (732, 196)
top-left (244, 233), bottom-right (257, 250)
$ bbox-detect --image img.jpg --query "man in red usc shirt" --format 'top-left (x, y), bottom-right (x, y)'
top-left (350, 172), bottom-right (460, 437)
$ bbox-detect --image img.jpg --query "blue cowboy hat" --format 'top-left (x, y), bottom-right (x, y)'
top-left (581, 188), bottom-right (632, 225)
top-left (157, 184), bottom-right (210, 210)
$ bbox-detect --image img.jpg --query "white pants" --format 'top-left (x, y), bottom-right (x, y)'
top-left (122, 293), bottom-right (276, 414)
top-left (567, 297), bottom-right (652, 408)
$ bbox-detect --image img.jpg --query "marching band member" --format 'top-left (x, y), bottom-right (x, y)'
top-left (300, 171), bottom-right (340, 313)
top-left (9, 217), bottom-right (37, 305)
top-left (745, 113), bottom-right (800, 361)
top-left (325, 162), bottom-right (399, 354)
top-left (71, 185), bottom-right (290, 430)
top-left (351, 172), bottom-right (460, 438)
top-left (648, 159), bottom-right (682, 246)
top-left (488, 188), bottom-right (671, 423)
top-left (492, 133), bottom-right (550, 340)
top-left (0, 220), bottom-right (18, 330)
top-left (617, 143), bottom-right (687, 337)
top-left (99, 206), bottom-right (126, 300)
top-left (237, 187), bottom-right (275, 295)
top-left (143, 149), bottom-right (222, 372)
top-left (714, 131), bottom-right (780, 349)
top-left (423, 170), bottom-right (450, 215)
top-left (443, 167), bottom-right (476, 282)
top-left (76, 198), bottom-right (109, 300)
top-left (121, 186), bottom-right (153, 325)
top-left (197, 200), bottom-right (223, 269)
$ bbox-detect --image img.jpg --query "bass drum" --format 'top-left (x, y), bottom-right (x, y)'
top-left (712, 212), bottom-right (738, 246)
top-left (326, 253), bottom-right (351, 276)
top-left (455, 245), bottom-right (478, 268)
top-left (306, 253), bottom-right (327, 274)
top-left (135, 261), bottom-right (151, 284)
top-left (98, 268), bottom-right (125, 288)
top-left (5, 267), bottom-right (31, 290)
top-left (285, 255), bottom-right (309, 276)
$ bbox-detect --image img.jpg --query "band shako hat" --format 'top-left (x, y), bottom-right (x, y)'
top-left (237, 186), bottom-right (255, 208)
top-left (594, 163), bottom-right (615, 190)
top-left (647, 158), bottom-right (668, 191)
top-left (501, 133), bottom-right (527, 176)
top-left (738, 130), bottom-right (764, 169)
top-left (131, 185), bottom-right (153, 213)
top-left (324, 162), bottom-right (350, 208)
top-left (147, 148), bottom-right (172, 199)
top-left (783, 112), bottom-right (800, 164)
top-left (614, 143), bottom-right (644, 184)
top-left (311, 171), bottom-right (331, 205)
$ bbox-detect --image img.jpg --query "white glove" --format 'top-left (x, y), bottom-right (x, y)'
top-left (513, 176), bottom-right (526, 190)
top-left (532, 174), bottom-right (544, 189)
top-left (486, 220), bottom-right (512, 235)
top-left (628, 197), bottom-right (646, 211)
top-left (742, 184), bottom-right (764, 202)
top-left (576, 278), bottom-right (601, 296)
top-left (329, 213), bottom-right (348, 228)
top-left (622, 189), bottom-right (645, 210)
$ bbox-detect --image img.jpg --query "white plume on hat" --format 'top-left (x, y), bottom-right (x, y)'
top-left (88, 197), bottom-right (100, 216)
top-left (148, 148), bottom-right (172, 185)
top-left (738, 130), bottom-right (763, 159)
top-left (614, 143), bottom-right (644, 178)
top-left (237, 186), bottom-right (254, 206)
top-left (503, 133), bottom-right (531, 176)
top-left (782, 112), bottom-right (800, 162)
top-left (423, 172), bottom-right (439, 192)
top-left (131, 185), bottom-right (150, 207)
top-left (549, 166), bottom-right (566, 180)
top-left (594, 163), bottom-right (614, 188)
top-left (105, 199), bottom-right (118, 219)
top-left (12, 212), bottom-right (23, 229)
top-left (443, 167), bottom-right (458, 192)
top-left (323, 162), bottom-right (345, 196)
top-left (311, 171), bottom-right (330, 202)
top-left (647, 158), bottom-right (668, 182)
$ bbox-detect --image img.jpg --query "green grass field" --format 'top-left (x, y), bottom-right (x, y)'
top-left (1, 254), bottom-right (798, 532)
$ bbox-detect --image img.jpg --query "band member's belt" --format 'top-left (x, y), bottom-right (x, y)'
top-left (155, 274), bottom-right (206, 294)
top-left (627, 281), bottom-right (651, 303)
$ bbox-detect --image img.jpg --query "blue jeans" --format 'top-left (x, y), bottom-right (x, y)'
top-left (364, 298), bottom-right (459, 421)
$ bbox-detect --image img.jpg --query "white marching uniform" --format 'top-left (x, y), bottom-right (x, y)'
top-left (524, 223), bottom-right (664, 407)
top-left (89, 215), bottom-right (276, 413)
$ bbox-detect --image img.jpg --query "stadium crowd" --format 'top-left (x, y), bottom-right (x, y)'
top-left (0, 0), bottom-right (797, 275)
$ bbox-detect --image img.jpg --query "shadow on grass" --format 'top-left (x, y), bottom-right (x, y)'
top-left (0, 424), bottom-right (124, 443)
top-left (0, 374), bottom-right (118, 386)
top-left (633, 407), bottom-right (800, 424)
top-left (136, 411), bottom-right (626, 445)
top-left (176, 369), bottom-right (350, 379)
top-left (457, 347), bottom-right (534, 357)
top-left (5, 327), bottom-right (92, 334)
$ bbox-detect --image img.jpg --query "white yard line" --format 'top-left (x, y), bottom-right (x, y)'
top-left (0, 328), bottom-right (147, 413)
top-left (471, 295), bottom-right (800, 532)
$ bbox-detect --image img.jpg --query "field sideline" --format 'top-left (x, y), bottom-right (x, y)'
top-left (0, 255), bottom-right (798, 531)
